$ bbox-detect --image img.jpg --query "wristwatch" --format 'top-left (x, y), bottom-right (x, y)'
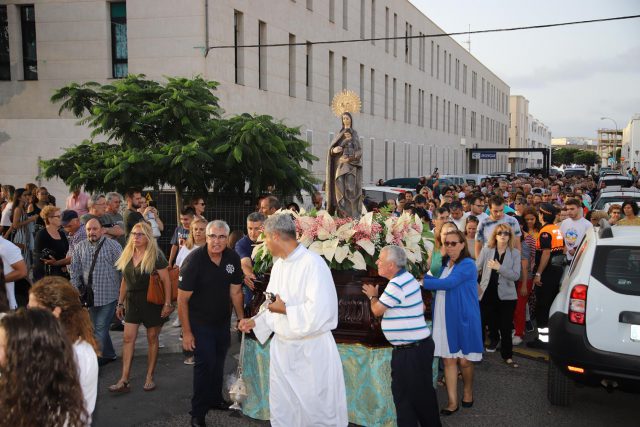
top-left (535, 273), bottom-right (541, 277)
top-left (368, 295), bottom-right (378, 301)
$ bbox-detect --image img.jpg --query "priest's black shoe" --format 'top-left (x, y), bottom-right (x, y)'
top-left (190, 416), bottom-right (206, 427)
top-left (211, 400), bottom-right (232, 411)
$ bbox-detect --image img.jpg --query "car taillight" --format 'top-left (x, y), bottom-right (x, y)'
top-left (569, 284), bottom-right (588, 325)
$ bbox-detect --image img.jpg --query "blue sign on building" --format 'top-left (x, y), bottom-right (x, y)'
top-left (480, 152), bottom-right (497, 159)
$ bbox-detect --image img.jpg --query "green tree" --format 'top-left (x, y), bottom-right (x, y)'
top-left (573, 150), bottom-right (600, 167)
top-left (41, 75), bottom-right (318, 216)
top-left (551, 147), bottom-right (580, 166)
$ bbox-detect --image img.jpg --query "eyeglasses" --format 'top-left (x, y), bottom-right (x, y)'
top-left (131, 232), bottom-right (146, 238)
top-left (207, 234), bottom-right (228, 240)
top-left (496, 231), bottom-right (511, 237)
top-left (443, 241), bottom-right (462, 247)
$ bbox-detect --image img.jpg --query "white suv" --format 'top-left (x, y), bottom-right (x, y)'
top-left (547, 223), bottom-right (640, 405)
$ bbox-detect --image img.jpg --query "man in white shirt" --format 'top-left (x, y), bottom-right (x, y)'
top-left (559, 198), bottom-right (592, 261)
top-left (239, 214), bottom-right (348, 427)
top-left (467, 195), bottom-right (488, 224)
top-left (0, 236), bottom-right (27, 309)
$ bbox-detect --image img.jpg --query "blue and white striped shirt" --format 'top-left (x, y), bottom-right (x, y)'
top-left (378, 269), bottom-right (430, 345)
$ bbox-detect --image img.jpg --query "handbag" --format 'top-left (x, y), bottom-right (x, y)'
top-left (78, 239), bottom-right (106, 308)
top-left (147, 265), bottom-right (179, 305)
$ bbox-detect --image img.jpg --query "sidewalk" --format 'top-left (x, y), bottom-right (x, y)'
top-left (93, 312), bottom-right (268, 427)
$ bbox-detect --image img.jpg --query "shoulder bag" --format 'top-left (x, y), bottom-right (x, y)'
top-left (147, 265), bottom-right (179, 305)
top-left (78, 238), bottom-right (106, 308)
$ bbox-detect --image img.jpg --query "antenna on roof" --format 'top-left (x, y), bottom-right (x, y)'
top-left (465, 24), bottom-right (471, 52)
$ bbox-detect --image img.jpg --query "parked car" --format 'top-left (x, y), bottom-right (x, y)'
top-left (592, 187), bottom-right (640, 210)
top-left (547, 223), bottom-right (640, 406)
top-left (382, 177), bottom-right (420, 189)
top-left (563, 166), bottom-right (588, 178)
top-left (464, 174), bottom-right (490, 186)
top-left (439, 175), bottom-right (466, 186)
top-left (599, 174), bottom-right (633, 188)
top-left (362, 186), bottom-right (406, 204)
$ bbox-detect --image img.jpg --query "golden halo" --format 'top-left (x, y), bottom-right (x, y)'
top-left (331, 90), bottom-right (361, 117)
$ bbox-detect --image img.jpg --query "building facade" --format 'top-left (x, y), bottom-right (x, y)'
top-left (621, 114), bottom-right (640, 171)
top-left (508, 95), bottom-right (551, 172)
top-left (0, 0), bottom-right (510, 198)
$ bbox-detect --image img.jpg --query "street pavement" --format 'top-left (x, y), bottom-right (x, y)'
top-left (92, 312), bottom-right (637, 427)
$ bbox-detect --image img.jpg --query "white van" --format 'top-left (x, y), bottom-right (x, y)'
top-left (439, 175), bottom-right (466, 186)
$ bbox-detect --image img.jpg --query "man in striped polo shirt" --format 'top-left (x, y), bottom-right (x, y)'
top-left (363, 245), bottom-right (441, 427)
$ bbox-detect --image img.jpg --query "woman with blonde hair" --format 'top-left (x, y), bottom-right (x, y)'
top-left (110, 222), bottom-right (173, 393)
top-left (175, 217), bottom-right (207, 268)
top-left (476, 224), bottom-right (521, 366)
top-left (28, 276), bottom-right (99, 417)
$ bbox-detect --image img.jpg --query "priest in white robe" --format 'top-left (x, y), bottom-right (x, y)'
top-left (239, 213), bottom-right (348, 427)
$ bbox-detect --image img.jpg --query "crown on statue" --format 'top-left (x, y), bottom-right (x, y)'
top-left (331, 90), bottom-right (362, 117)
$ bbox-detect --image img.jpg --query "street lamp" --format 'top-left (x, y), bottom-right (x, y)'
top-left (601, 117), bottom-right (619, 168)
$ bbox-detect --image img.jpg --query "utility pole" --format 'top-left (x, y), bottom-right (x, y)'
top-left (464, 25), bottom-right (471, 52)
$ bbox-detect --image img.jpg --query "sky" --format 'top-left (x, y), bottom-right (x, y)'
top-left (410, 0), bottom-right (640, 138)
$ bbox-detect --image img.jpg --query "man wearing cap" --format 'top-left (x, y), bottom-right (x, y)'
top-left (528, 203), bottom-right (564, 349)
top-left (70, 218), bottom-right (123, 365)
top-left (62, 210), bottom-right (86, 258)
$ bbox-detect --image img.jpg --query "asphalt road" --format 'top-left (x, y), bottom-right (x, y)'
top-left (92, 314), bottom-right (637, 427)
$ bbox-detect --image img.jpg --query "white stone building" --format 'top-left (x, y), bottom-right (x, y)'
top-left (508, 95), bottom-right (551, 172)
top-left (0, 0), bottom-right (510, 198)
top-left (621, 114), bottom-right (640, 171)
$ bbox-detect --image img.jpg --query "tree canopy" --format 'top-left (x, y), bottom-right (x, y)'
top-left (40, 75), bottom-right (318, 211)
top-left (552, 147), bottom-right (600, 167)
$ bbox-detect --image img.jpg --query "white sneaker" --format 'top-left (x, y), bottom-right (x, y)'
top-left (512, 336), bottom-right (523, 346)
top-left (172, 317), bottom-right (181, 327)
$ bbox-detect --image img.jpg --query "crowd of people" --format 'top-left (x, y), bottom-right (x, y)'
top-left (0, 170), bottom-right (638, 426)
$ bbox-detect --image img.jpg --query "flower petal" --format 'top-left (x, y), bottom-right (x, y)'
top-left (348, 250), bottom-right (367, 270)
top-left (356, 238), bottom-right (376, 256)
top-left (335, 245), bottom-right (349, 263)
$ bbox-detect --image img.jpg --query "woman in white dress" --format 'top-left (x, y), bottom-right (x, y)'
top-left (423, 229), bottom-right (483, 416)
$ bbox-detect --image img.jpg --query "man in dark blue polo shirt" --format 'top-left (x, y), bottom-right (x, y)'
top-left (234, 212), bottom-right (265, 308)
top-left (177, 220), bottom-right (244, 427)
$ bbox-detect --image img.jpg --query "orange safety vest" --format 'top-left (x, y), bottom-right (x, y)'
top-left (535, 223), bottom-right (564, 251)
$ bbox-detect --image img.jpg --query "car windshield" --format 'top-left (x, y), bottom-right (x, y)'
top-left (593, 196), bottom-right (640, 210)
top-left (592, 246), bottom-right (640, 295)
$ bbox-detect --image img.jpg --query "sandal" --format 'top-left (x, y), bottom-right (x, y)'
top-left (143, 379), bottom-right (156, 392)
top-left (108, 380), bottom-right (130, 393)
top-left (505, 358), bottom-right (519, 368)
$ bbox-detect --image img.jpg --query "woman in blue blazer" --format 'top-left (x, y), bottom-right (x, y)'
top-left (423, 229), bottom-right (483, 416)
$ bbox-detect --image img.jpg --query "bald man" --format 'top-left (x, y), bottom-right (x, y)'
top-left (69, 218), bottom-right (123, 365)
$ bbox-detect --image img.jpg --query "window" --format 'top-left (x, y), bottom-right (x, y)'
top-left (384, 7), bottom-right (389, 52)
top-left (448, 53), bottom-right (451, 85)
top-left (21, 5), bottom-right (37, 80)
top-left (442, 98), bottom-right (445, 131)
top-left (289, 34), bottom-right (296, 97)
top-left (307, 0), bottom-right (313, 10)
top-left (258, 21), bottom-right (267, 90)
top-left (430, 41), bottom-right (434, 76)
top-left (384, 74), bottom-right (388, 118)
top-left (359, 63), bottom-right (364, 112)
top-left (471, 111), bottom-right (476, 137)
top-left (306, 42), bottom-right (312, 100)
top-left (329, 0), bottom-right (335, 22)
top-left (481, 77), bottom-right (485, 103)
top-left (480, 114), bottom-right (484, 140)
top-left (419, 32), bottom-right (425, 71)
top-left (393, 13), bottom-right (397, 57)
top-left (471, 71), bottom-right (477, 99)
top-left (462, 64), bottom-right (467, 94)
top-left (370, 0), bottom-right (375, 44)
top-left (443, 49), bottom-right (446, 83)
top-left (592, 246), bottom-right (640, 295)
top-left (342, 56), bottom-right (347, 89)
top-left (462, 107), bottom-right (467, 137)
top-left (233, 10), bottom-right (244, 85)
top-left (370, 68), bottom-right (375, 115)
top-left (404, 23), bottom-right (409, 63)
top-left (454, 104), bottom-right (459, 135)
top-left (455, 59), bottom-right (459, 89)
top-left (429, 93), bottom-right (433, 129)
top-left (435, 96), bottom-right (439, 130)
top-left (360, 0), bottom-right (365, 39)
top-left (343, 0), bottom-right (348, 30)
top-left (109, 3), bottom-right (128, 79)
top-left (0, 5), bottom-right (9, 80)
top-left (436, 44), bottom-right (439, 79)
top-left (447, 100), bottom-right (450, 133)
top-left (328, 51), bottom-right (334, 104)
top-left (392, 77), bottom-right (397, 120)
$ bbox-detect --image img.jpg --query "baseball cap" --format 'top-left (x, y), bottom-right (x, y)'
top-left (61, 210), bottom-right (78, 226)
